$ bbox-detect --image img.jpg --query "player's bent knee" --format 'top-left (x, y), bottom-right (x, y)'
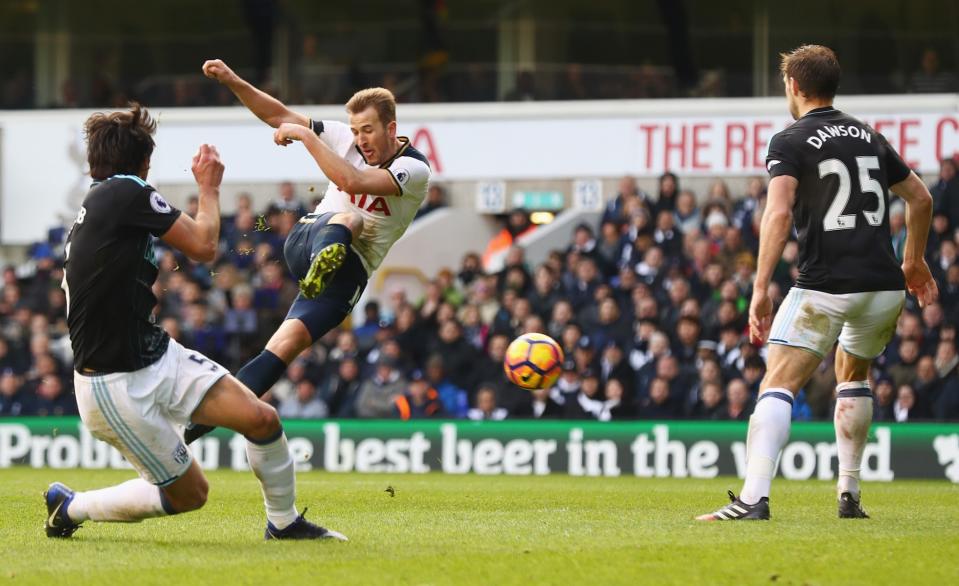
top-left (248, 404), bottom-right (281, 441)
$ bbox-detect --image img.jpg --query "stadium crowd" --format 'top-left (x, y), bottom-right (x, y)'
top-left (2, 163), bottom-right (958, 423)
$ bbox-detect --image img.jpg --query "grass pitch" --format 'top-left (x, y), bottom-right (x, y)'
top-left (2, 468), bottom-right (957, 585)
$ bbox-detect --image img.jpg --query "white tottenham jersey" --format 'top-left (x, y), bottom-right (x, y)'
top-left (310, 119), bottom-right (431, 275)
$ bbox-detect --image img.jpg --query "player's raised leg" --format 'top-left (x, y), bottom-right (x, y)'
top-left (190, 374), bottom-right (346, 540)
top-left (185, 212), bottom-right (368, 444)
top-left (298, 212), bottom-right (363, 299)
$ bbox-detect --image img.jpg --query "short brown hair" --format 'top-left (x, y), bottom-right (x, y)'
top-left (84, 102), bottom-right (156, 180)
top-left (779, 44), bottom-right (841, 100)
top-left (346, 87), bottom-right (396, 125)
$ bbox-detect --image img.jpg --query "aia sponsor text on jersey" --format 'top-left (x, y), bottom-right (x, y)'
top-left (341, 189), bottom-right (392, 216)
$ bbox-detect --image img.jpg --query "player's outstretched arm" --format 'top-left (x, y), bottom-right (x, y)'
top-left (202, 59), bottom-right (309, 129)
top-left (161, 144), bottom-right (224, 262)
top-left (750, 175), bottom-right (797, 343)
top-left (891, 171), bottom-right (939, 307)
top-left (273, 123), bottom-right (401, 196)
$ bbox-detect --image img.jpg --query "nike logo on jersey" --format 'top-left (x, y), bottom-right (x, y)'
top-left (767, 160), bottom-right (781, 170)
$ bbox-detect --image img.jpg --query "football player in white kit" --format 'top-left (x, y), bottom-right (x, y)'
top-left (185, 60), bottom-right (430, 443)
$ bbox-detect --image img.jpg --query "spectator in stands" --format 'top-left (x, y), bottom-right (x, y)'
top-left (602, 378), bottom-right (634, 420)
top-left (599, 341), bottom-right (633, 390)
top-left (483, 209), bottom-right (536, 272)
top-left (572, 335), bottom-right (598, 374)
top-left (29, 374), bottom-right (77, 416)
top-left (732, 177), bottom-right (765, 229)
top-left (564, 371), bottom-right (605, 420)
top-left (313, 358), bottom-right (358, 417)
top-left (690, 381), bottom-right (725, 419)
top-left (639, 377), bottom-right (677, 419)
top-left (504, 70), bottom-right (538, 101)
top-left (908, 48), bottom-right (959, 93)
top-left (355, 355), bottom-right (407, 418)
top-left (928, 212), bottom-right (953, 260)
top-left (184, 194), bottom-right (199, 218)
top-left (602, 175), bottom-right (651, 226)
top-left (0, 370), bottom-right (31, 416)
top-left (872, 378), bottom-right (896, 422)
top-left (424, 354), bottom-right (469, 417)
top-left (567, 257), bottom-right (601, 313)
top-left (588, 298), bottom-right (631, 350)
top-left (530, 386), bottom-right (564, 419)
top-left (653, 210), bottom-right (682, 257)
top-left (468, 385), bottom-right (509, 420)
top-left (893, 384), bottom-right (922, 422)
top-left (741, 355), bottom-right (765, 396)
top-left (674, 190), bottom-right (701, 235)
top-left (927, 344), bottom-right (959, 420)
top-left (653, 172), bottom-right (679, 216)
top-left (932, 157), bottom-right (959, 231)
top-left (888, 338), bottom-right (921, 389)
top-left (353, 301), bottom-right (383, 351)
top-left (394, 370), bottom-right (445, 419)
top-left (415, 184), bottom-right (448, 219)
top-left (278, 380), bottom-right (329, 419)
top-left (273, 181), bottom-right (307, 217)
top-left (889, 199), bottom-right (907, 261)
top-left (528, 265), bottom-right (562, 320)
top-left (722, 378), bottom-right (753, 420)
top-left (457, 252), bottom-right (484, 289)
top-left (497, 246), bottom-right (532, 295)
top-left (429, 319), bottom-right (478, 391)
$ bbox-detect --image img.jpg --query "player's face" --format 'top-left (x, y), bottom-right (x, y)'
top-left (783, 73), bottom-right (800, 120)
top-left (349, 106), bottom-right (397, 166)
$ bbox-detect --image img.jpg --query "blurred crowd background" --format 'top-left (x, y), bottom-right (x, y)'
top-left (2, 0), bottom-right (958, 110)
top-left (3, 159), bottom-right (958, 422)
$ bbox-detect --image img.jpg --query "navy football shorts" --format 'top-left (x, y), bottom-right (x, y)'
top-left (282, 212), bottom-right (368, 341)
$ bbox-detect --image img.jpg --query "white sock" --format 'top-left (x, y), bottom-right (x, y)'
top-left (68, 478), bottom-right (170, 523)
top-left (834, 381), bottom-right (873, 499)
top-left (740, 389), bottom-right (793, 505)
top-left (246, 431), bottom-right (299, 530)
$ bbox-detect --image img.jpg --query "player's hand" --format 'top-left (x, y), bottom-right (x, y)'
top-left (202, 59), bottom-right (238, 85)
top-left (274, 123), bottom-right (306, 146)
top-left (192, 144), bottom-right (224, 190)
top-left (902, 259), bottom-right (939, 308)
top-left (748, 286), bottom-right (773, 345)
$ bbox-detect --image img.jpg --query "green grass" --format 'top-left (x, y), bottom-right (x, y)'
top-left (2, 468), bottom-right (958, 585)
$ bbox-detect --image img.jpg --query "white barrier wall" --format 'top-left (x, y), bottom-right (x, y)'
top-left (1, 95), bottom-right (958, 243)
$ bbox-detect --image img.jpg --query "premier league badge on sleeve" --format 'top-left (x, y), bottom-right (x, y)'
top-left (150, 191), bottom-right (173, 214)
top-left (395, 169), bottom-right (410, 185)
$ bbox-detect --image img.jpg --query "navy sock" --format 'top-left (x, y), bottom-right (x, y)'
top-left (311, 223), bottom-right (352, 256)
top-left (237, 350), bottom-right (289, 398)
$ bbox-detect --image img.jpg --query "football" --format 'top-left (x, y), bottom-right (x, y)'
top-left (503, 332), bottom-right (564, 390)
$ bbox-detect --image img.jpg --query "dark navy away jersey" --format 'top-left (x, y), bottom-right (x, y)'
top-left (766, 106), bottom-right (911, 294)
top-left (64, 175), bottom-right (181, 372)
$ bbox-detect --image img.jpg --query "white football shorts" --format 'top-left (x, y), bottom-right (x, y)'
top-left (74, 339), bottom-right (228, 486)
top-left (768, 287), bottom-right (905, 359)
